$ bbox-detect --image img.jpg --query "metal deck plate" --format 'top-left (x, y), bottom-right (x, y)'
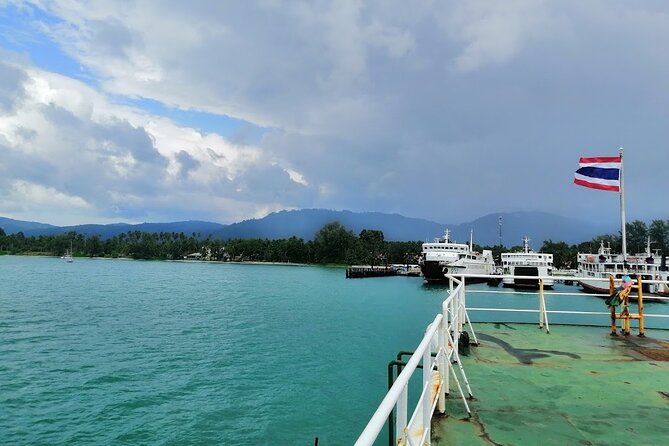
top-left (432, 323), bottom-right (669, 446)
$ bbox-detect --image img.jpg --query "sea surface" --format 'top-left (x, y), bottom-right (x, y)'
top-left (2, 256), bottom-right (668, 445)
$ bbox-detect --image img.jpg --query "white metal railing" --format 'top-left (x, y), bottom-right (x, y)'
top-left (355, 277), bottom-right (473, 446)
top-left (355, 272), bottom-right (669, 445)
top-left (461, 273), bottom-right (669, 301)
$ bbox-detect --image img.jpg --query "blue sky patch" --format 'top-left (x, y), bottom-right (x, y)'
top-left (0, 3), bottom-right (97, 86)
top-left (0, 3), bottom-right (267, 144)
top-left (118, 96), bottom-right (268, 143)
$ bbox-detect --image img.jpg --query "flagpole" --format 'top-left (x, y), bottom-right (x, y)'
top-left (619, 147), bottom-right (627, 260)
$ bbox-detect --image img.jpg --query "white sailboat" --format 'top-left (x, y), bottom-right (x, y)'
top-left (63, 240), bottom-right (74, 263)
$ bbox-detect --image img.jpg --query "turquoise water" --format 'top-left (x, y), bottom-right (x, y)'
top-left (0, 257), bottom-right (446, 445)
top-left (1, 256), bottom-right (668, 445)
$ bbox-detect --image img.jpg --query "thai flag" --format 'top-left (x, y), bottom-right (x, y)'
top-left (574, 156), bottom-right (621, 192)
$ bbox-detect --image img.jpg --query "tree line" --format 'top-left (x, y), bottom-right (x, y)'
top-left (1, 219), bottom-right (667, 268)
top-left (0, 222), bottom-right (421, 265)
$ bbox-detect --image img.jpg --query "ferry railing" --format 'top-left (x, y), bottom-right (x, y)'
top-left (448, 273), bottom-right (669, 331)
top-left (355, 277), bottom-right (473, 446)
top-left (356, 273), bottom-right (669, 446)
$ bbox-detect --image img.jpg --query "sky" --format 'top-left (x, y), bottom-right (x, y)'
top-left (0, 1), bottom-right (667, 227)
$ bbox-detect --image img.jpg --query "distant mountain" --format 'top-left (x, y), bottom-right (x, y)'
top-left (19, 221), bottom-right (227, 239)
top-left (0, 216), bottom-right (56, 234)
top-left (213, 209), bottom-right (444, 241)
top-left (216, 209), bottom-right (615, 245)
top-left (1, 209), bottom-right (617, 246)
top-left (446, 211), bottom-right (616, 247)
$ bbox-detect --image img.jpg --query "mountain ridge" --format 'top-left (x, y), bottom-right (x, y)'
top-left (0, 209), bottom-right (616, 246)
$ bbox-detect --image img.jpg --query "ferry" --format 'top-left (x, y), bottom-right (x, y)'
top-left (577, 238), bottom-right (669, 298)
top-left (501, 236), bottom-right (554, 289)
top-left (418, 229), bottom-right (495, 283)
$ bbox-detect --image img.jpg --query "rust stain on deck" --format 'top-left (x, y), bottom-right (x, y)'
top-left (634, 348), bottom-right (669, 361)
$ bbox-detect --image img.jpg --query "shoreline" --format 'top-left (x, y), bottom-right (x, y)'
top-left (0, 254), bottom-right (347, 268)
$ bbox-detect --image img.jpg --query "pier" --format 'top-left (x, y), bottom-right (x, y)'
top-left (346, 265), bottom-right (397, 278)
top-left (345, 264), bottom-right (421, 278)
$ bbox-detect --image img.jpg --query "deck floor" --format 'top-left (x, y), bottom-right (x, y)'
top-left (432, 323), bottom-right (669, 446)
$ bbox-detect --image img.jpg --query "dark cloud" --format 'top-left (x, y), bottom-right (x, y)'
top-left (88, 18), bottom-right (137, 60)
top-left (94, 119), bottom-right (165, 165)
top-left (175, 150), bottom-right (200, 179)
top-left (230, 163), bottom-right (317, 205)
top-left (0, 61), bottom-right (27, 112)
top-left (41, 103), bottom-right (84, 128)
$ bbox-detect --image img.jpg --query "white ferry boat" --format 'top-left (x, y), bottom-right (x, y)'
top-left (577, 238), bottom-right (669, 297)
top-left (418, 229), bottom-right (495, 283)
top-left (501, 236), bottom-right (554, 289)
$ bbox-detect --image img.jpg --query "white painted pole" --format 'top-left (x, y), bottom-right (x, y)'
top-left (620, 147), bottom-right (627, 260)
top-left (422, 347), bottom-right (432, 442)
top-left (442, 300), bottom-right (451, 396)
top-left (438, 317), bottom-right (446, 413)
top-left (539, 278), bottom-right (544, 328)
top-left (396, 386), bottom-right (407, 442)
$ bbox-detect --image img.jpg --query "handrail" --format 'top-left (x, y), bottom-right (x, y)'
top-left (355, 280), bottom-right (477, 446)
top-left (354, 313), bottom-right (443, 446)
top-left (456, 272), bottom-right (669, 285)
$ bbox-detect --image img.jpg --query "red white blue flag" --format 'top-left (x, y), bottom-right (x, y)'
top-left (573, 156), bottom-right (621, 192)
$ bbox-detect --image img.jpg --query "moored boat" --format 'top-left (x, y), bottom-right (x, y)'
top-left (63, 240), bottom-right (74, 263)
top-left (418, 229), bottom-right (495, 283)
top-left (501, 236), bottom-right (554, 289)
top-left (577, 238), bottom-right (667, 300)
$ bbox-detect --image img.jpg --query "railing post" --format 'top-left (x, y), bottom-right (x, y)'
top-left (459, 276), bottom-right (466, 333)
top-left (438, 315), bottom-right (446, 413)
top-left (423, 346), bottom-right (431, 394)
top-left (422, 347), bottom-right (432, 442)
top-left (442, 300), bottom-right (450, 396)
top-left (396, 386), bottom-right (407, 442)
top-left (539, 278), bottom-right (544, 328)
top-left (638, 277), bottom-right (645, 337)
top-left (609, 275), bottom-right (617, 335)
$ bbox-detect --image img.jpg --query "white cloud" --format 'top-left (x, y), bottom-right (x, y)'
top-left (285, 168), bottom-right (309, 186)
top-left (10, 179), bottom-right (89, 208)
top-left (0, 58), bottom-right (316, 224)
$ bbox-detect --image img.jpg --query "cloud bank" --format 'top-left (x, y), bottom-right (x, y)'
top-left (1, 1), bottom-right (668, 226)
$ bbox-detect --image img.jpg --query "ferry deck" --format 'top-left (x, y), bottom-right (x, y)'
top-left (355, 274), bottom-right (669, 446)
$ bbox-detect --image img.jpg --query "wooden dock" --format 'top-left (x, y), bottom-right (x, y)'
top-left (346, 265), bottom-right (398, 278)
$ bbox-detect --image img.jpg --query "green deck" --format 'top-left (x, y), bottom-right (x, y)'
top-left (433, 323), bottom-right (669, 446)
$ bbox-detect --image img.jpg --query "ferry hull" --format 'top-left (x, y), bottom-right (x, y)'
top-left (501, 266), bottom-right (554, 289)
top-left (577, 279), bottom-right (610, 294)
top-left (502, 278), bottom-right (554, 289)
top-left (578, 277), bottom-right (666, 302)
top-left (419, 261), bottom-right (490, 284)
top-left (420, 261), bottom-right (448, 283)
